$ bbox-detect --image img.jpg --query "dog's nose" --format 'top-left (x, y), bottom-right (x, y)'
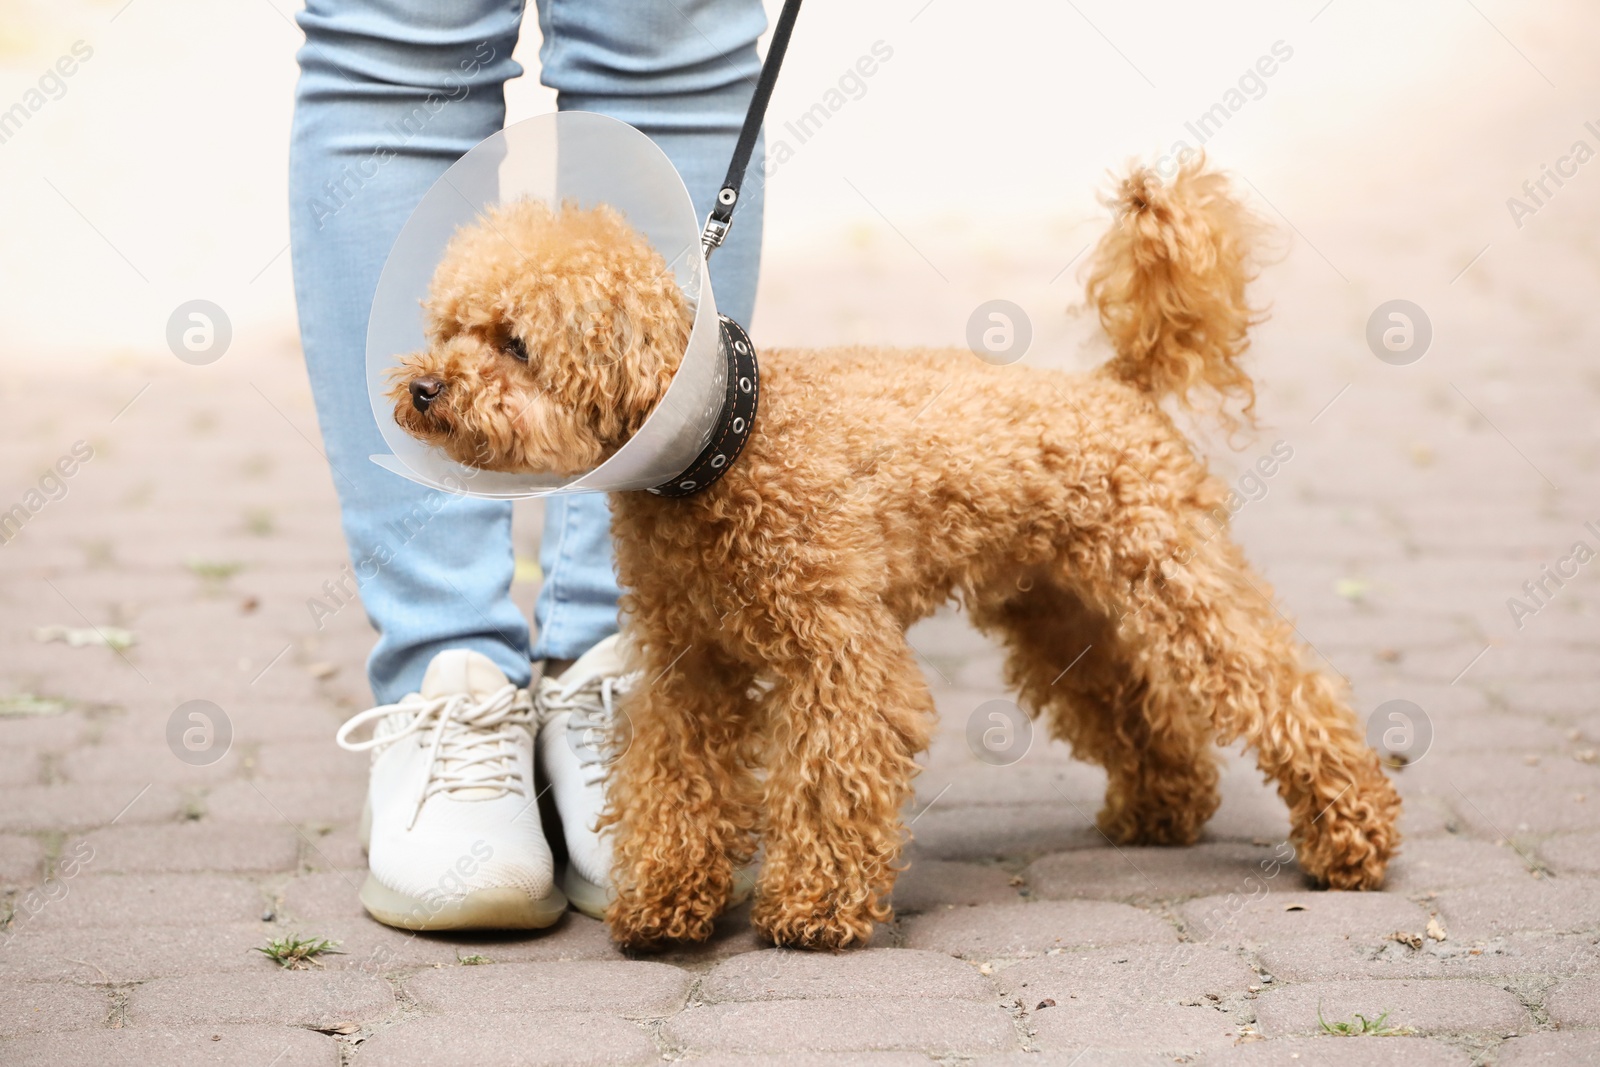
top-left (409, 377), bottom-right (443, 412)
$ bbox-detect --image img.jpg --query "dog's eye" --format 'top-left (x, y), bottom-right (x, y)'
top-left (504, 336), bottom-right (529, 363)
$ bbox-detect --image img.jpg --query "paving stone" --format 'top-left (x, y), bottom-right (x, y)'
top-left (1176, 891), bottom-right (1430, 944)
top-left (996, 943), bottom-right (1256, 1001)
top-left (954, 653), bottom-right (1007, 692)
top-left (905, 804), bottom-right (1099, 863)
top-left (975, 1052), bottom-right (1191, 1067)
top-left (901, 900), bottom-right (1174, 959)
top-left (1452, 785), bottom-right (1600, 835)
top-left (0, 1023), bottom-right (339, 1066)
top-left (663, 999), bottom-right (1019, 1055)
top-left (1496, 1030), bottom-right (1600, 1065)
top-left (1196, 1035), bottom-right (1474, 1066)
top-left (1393, 793), bottom-right (1464, 838)
top-left (1349, 679), bottom-right (1494, 717)
top-left (1257, 933), bottom-right (1600, 982)
top-left (0, 877), bottom-right (91, 942)
top-left (0, 981), bottom-right (108, 1035)
top-left (1544, 974), bottom-right (1600, 1028)
top-left (891, 859), bottom-right (1022, 913)
top-left (281, 918), bottom-right (502, 975)
top-left (0, 922), bottom-right (315, 982)
top-left (0, 784), bottom-right (182, 832)
top-left (1025, 997), bottom-right (1245, 1052)
top-left (1419, 712), bottom-right (1570, 757)
top-left (1381, 835), bottom-right (1532, 892)
top-left (702, 948), bottom-right (992, 1002)
top-left (913, 763), bottom-right (1108, 808)
top-left (57, 742), bottom-right (244, 785)
top-left (357, 914), bottom-right (629, 970)
top-left (1474, 643), bottom-right (1599, 681)
top-left (227, 703), bottom-right (351, 746)
top-left (1025, 842), bottom-right (1311, 902)
top-left (997, 944), bottom-right (1257, 1051)
top-left (327, 906), bottom-right (729, 974)
top-left (404, 960), bottom-right (690, 1015)
top-left (1408, 753), bottom-right (1600, 796)
top-left (0, 715), bottom-right (90, 753)
top-left (298, 822), bottom-right (366, 870)
top-left (278, 869), bottom-right (371, 921)
top-left (1433, 755), bottom-right (1600, 838)
top-left (0, 747), bottom-right (42, 788)
top-left (0, 834), bottom-right (44, 884)
top-left (127, 969), bottom-right (394, 1028)
top-left (358, 1012), bottom-right (659, 1066)
top-left (1499, 679), bottom-right (1600, 719)
top-left (1536, 829), bottom-right (1600, 874)
top-left (79, 822), bottom-right (301, 874)
top-left (1577, 713), bottom-right (1600, 745)
top-left (203, 778), bottom-right (363, 824)
top-left (921, 723), bottom-right (1087, 772)
top-left (1434, 879), bottom-right (1600, 938)
top-left (1203, 804), bottom-right (1296, 846)
top-left (252, 741), bottom-right (367, 781)
top-left (907, 612), bottom-right (993, 657)
top-left (688, 1055), bottom-right (938, 1067)
top-left (1251, 979), bottom-right (1530, 1036)
top-left (25, 873), bottom-right (266, 929)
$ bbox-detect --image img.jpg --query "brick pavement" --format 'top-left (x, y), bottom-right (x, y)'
top-left (5, 56), bottom-right (1600, 1067)
top-left (2, 322), bottom-right (1596, 1065)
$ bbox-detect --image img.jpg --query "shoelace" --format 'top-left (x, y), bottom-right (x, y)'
top-left (336, 684), bottom-right (533, 830)
top-left (539, 670), bottom-right (641, 787)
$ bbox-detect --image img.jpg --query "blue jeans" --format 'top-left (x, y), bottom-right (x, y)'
top-left (289, 0), bottom-right (765, 703)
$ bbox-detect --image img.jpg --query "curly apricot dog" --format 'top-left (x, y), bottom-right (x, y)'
top-left (388, 157), bottom-right (1401, 950)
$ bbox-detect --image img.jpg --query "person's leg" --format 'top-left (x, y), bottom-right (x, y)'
top-left (297, 0), bottom-right (578, 933)
top-left (531, 0), bottom-right (767, 663)
top-left (290, 0), bottom-right (532, 702)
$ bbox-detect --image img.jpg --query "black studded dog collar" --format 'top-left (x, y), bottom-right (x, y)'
top-left (647, 315), bottom-right (759, 498)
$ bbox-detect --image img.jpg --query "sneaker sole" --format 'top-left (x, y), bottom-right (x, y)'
top-left (562, 864), bottom-right (759, 922)
top-left (359, 874), bottom-right (568, 931)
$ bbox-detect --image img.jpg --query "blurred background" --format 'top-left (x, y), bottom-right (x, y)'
top-left (1, 0), bottom-right (1596, 755)
top-left (6, 0), bottom-right (1598, 359)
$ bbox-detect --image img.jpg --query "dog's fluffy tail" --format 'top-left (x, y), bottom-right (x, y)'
top-left (1085, 154), bottom-right (1269, 430)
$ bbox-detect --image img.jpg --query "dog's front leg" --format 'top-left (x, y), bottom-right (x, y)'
top-left (754, 625), bottom-right (933, 950)
top-left (603, 647), bottom-right (759, 949)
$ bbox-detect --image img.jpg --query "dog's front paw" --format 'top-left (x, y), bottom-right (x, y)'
top-left (607, 897), bottom-right (718, 950)
top-left (606, 867), bottom-right (735, 949)
top-left (1293, 773), bottom-right (1401, 890)
top-left (1298, 826), bottom-right (1396, 890)
top-left (1097, 802), bottom-right (1208, 847)
top-left (751, 893), bottom-right (884, 950)
top-left (1096, 764), bottom-right (1219, 847)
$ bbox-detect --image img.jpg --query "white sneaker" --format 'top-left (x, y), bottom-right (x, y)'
top-left (535, 635), bottom-right (640, 920)
top-left (536, 635), bottom-right (760, 919)
top-left (336, 650), bottom-right (567, 930)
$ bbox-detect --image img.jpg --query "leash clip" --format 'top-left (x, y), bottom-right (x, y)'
top-left (700, 213), bottom-right (731, 258)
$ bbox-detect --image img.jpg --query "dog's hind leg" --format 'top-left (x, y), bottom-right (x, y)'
top-left (971, 579), bottom-right (1220, 846)
top-left (603, 644), bottom-right (761, 948)
top-left (752, 609), bottom-right (934, 950)
top-left (1059, 522), bottom-right (1401, 889)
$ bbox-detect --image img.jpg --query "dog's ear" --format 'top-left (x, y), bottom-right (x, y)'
top-left (541, 206), bottom-right (694, 448)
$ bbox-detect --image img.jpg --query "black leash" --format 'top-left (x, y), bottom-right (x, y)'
top-left (699, 0), bottom-right (803, 259)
